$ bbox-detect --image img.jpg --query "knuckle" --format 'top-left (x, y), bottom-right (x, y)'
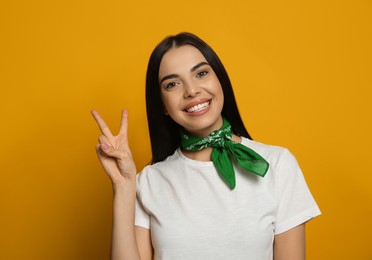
top-left (119, 150), bottom-right (132, 160)
top-left (98, 135), bottom-right (106, 143)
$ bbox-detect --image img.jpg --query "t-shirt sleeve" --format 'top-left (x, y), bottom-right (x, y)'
top-left (135, 174), bottom-right (151, 229)
top-left (275, 149), bottom-right (321, 235)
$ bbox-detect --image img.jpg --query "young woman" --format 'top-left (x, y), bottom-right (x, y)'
top-left (92, 32), bottom-right (321, 260)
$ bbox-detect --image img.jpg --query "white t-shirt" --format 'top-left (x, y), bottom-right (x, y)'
top-left (135, 137), bottom-right (321, 260)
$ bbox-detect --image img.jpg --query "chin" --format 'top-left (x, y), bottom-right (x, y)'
top-left (181, 115), bottom-right (223, 136)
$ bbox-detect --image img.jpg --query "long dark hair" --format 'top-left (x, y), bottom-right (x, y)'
top-left (146, 32), bottom-right (252, 163)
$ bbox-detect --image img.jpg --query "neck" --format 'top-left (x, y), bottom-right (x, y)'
top-left (181, 134), bottom-right (242, 162)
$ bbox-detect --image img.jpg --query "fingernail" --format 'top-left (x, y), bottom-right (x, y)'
top-left (101, 143), bottom-right (108, 150)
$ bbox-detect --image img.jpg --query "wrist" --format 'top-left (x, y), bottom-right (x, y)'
top-left (112, 178), bottom-right (136, 194)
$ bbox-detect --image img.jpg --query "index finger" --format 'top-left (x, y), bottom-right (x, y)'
top-left (118, 109), bottom-right (128, 136)
top-left (91, 110), bottom-right (113, 137)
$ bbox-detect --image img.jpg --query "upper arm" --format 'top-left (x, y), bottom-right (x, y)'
top-left (135, 226), bottom-right (153, 260)
top-left (274, 224), bottom-right (306, 260)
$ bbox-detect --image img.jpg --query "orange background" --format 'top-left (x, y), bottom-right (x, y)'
top-left (1, 0), bottom-right (371, 259)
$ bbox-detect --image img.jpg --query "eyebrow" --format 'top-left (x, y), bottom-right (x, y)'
top-left (191, 61), bottom-right (209, 72)
top-left (159, 61), bottom-right (210, 84)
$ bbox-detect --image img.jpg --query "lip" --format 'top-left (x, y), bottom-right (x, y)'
top-left (183, 98), bottom-right (212, 115)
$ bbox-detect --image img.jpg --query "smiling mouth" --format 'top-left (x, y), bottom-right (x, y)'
top-left (185, 101), bottom-right (211, 113)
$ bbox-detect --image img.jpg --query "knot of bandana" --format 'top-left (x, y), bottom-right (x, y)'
top-left (180, 118), bottom-right (269, 189)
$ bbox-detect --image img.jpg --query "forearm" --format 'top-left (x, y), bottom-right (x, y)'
top-left (110, 181), bottom-right (140, 260)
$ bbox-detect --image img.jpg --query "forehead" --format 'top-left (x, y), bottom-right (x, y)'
top-left (159, 45), bottom-right (207, 76)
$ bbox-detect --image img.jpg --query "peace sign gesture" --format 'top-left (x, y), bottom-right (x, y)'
top-left (91, 110), bottom-right (137, 186)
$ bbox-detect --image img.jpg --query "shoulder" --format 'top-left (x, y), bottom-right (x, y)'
top-left (136, 149), bottom-right (183, 189)
top-left (140, 149), bottom-right (182, 175)
top-left (241, 137), bottom-right (301, 175)
top-left (241, 137), bottom-right (291, 160)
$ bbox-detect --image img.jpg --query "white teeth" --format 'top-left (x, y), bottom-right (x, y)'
top-left (186, 102), bottom-right (209, 113)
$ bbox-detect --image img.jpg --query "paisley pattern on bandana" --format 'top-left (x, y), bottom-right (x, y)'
top-left (180, 118), bottom-right (269, 189)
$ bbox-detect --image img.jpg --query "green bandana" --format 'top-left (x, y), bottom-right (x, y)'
top-left (180, 118), bottom-right (269, 189)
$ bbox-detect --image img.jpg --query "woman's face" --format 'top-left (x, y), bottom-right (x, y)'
top-left (158, 45), bottom-right (224, 137)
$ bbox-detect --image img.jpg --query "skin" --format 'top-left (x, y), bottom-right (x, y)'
top-left (159, 45), bottom-right (225, 138)
top-left (91, 109), bottom-right (141, 260)
top-left (92, 45), bottom-right (306, 260)
top-left (274, 224), bottom-right (306, 260)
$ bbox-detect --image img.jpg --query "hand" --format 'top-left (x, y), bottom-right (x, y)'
top-left (91, 109), bottom-right (137, 186)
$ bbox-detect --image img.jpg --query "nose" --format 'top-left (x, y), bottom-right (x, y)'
top-left (183, 81), bottom-right (201, 98)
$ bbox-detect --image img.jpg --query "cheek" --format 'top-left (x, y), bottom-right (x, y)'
top-left (160, 94), bottom-right (169, 114)
top-left (215, 85), bottom-right (225, 109)
top-left (214, 82), bottom-right (224, 99)
top-left (219, 89), bottom-right (224, 102)
top-left (161, 95), bottom-right (176, 114)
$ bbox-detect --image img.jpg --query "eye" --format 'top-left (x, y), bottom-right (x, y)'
top-left (165, 81), bottom-right (178, 90)
top-left (196, 70), bottom-right (208, 78)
